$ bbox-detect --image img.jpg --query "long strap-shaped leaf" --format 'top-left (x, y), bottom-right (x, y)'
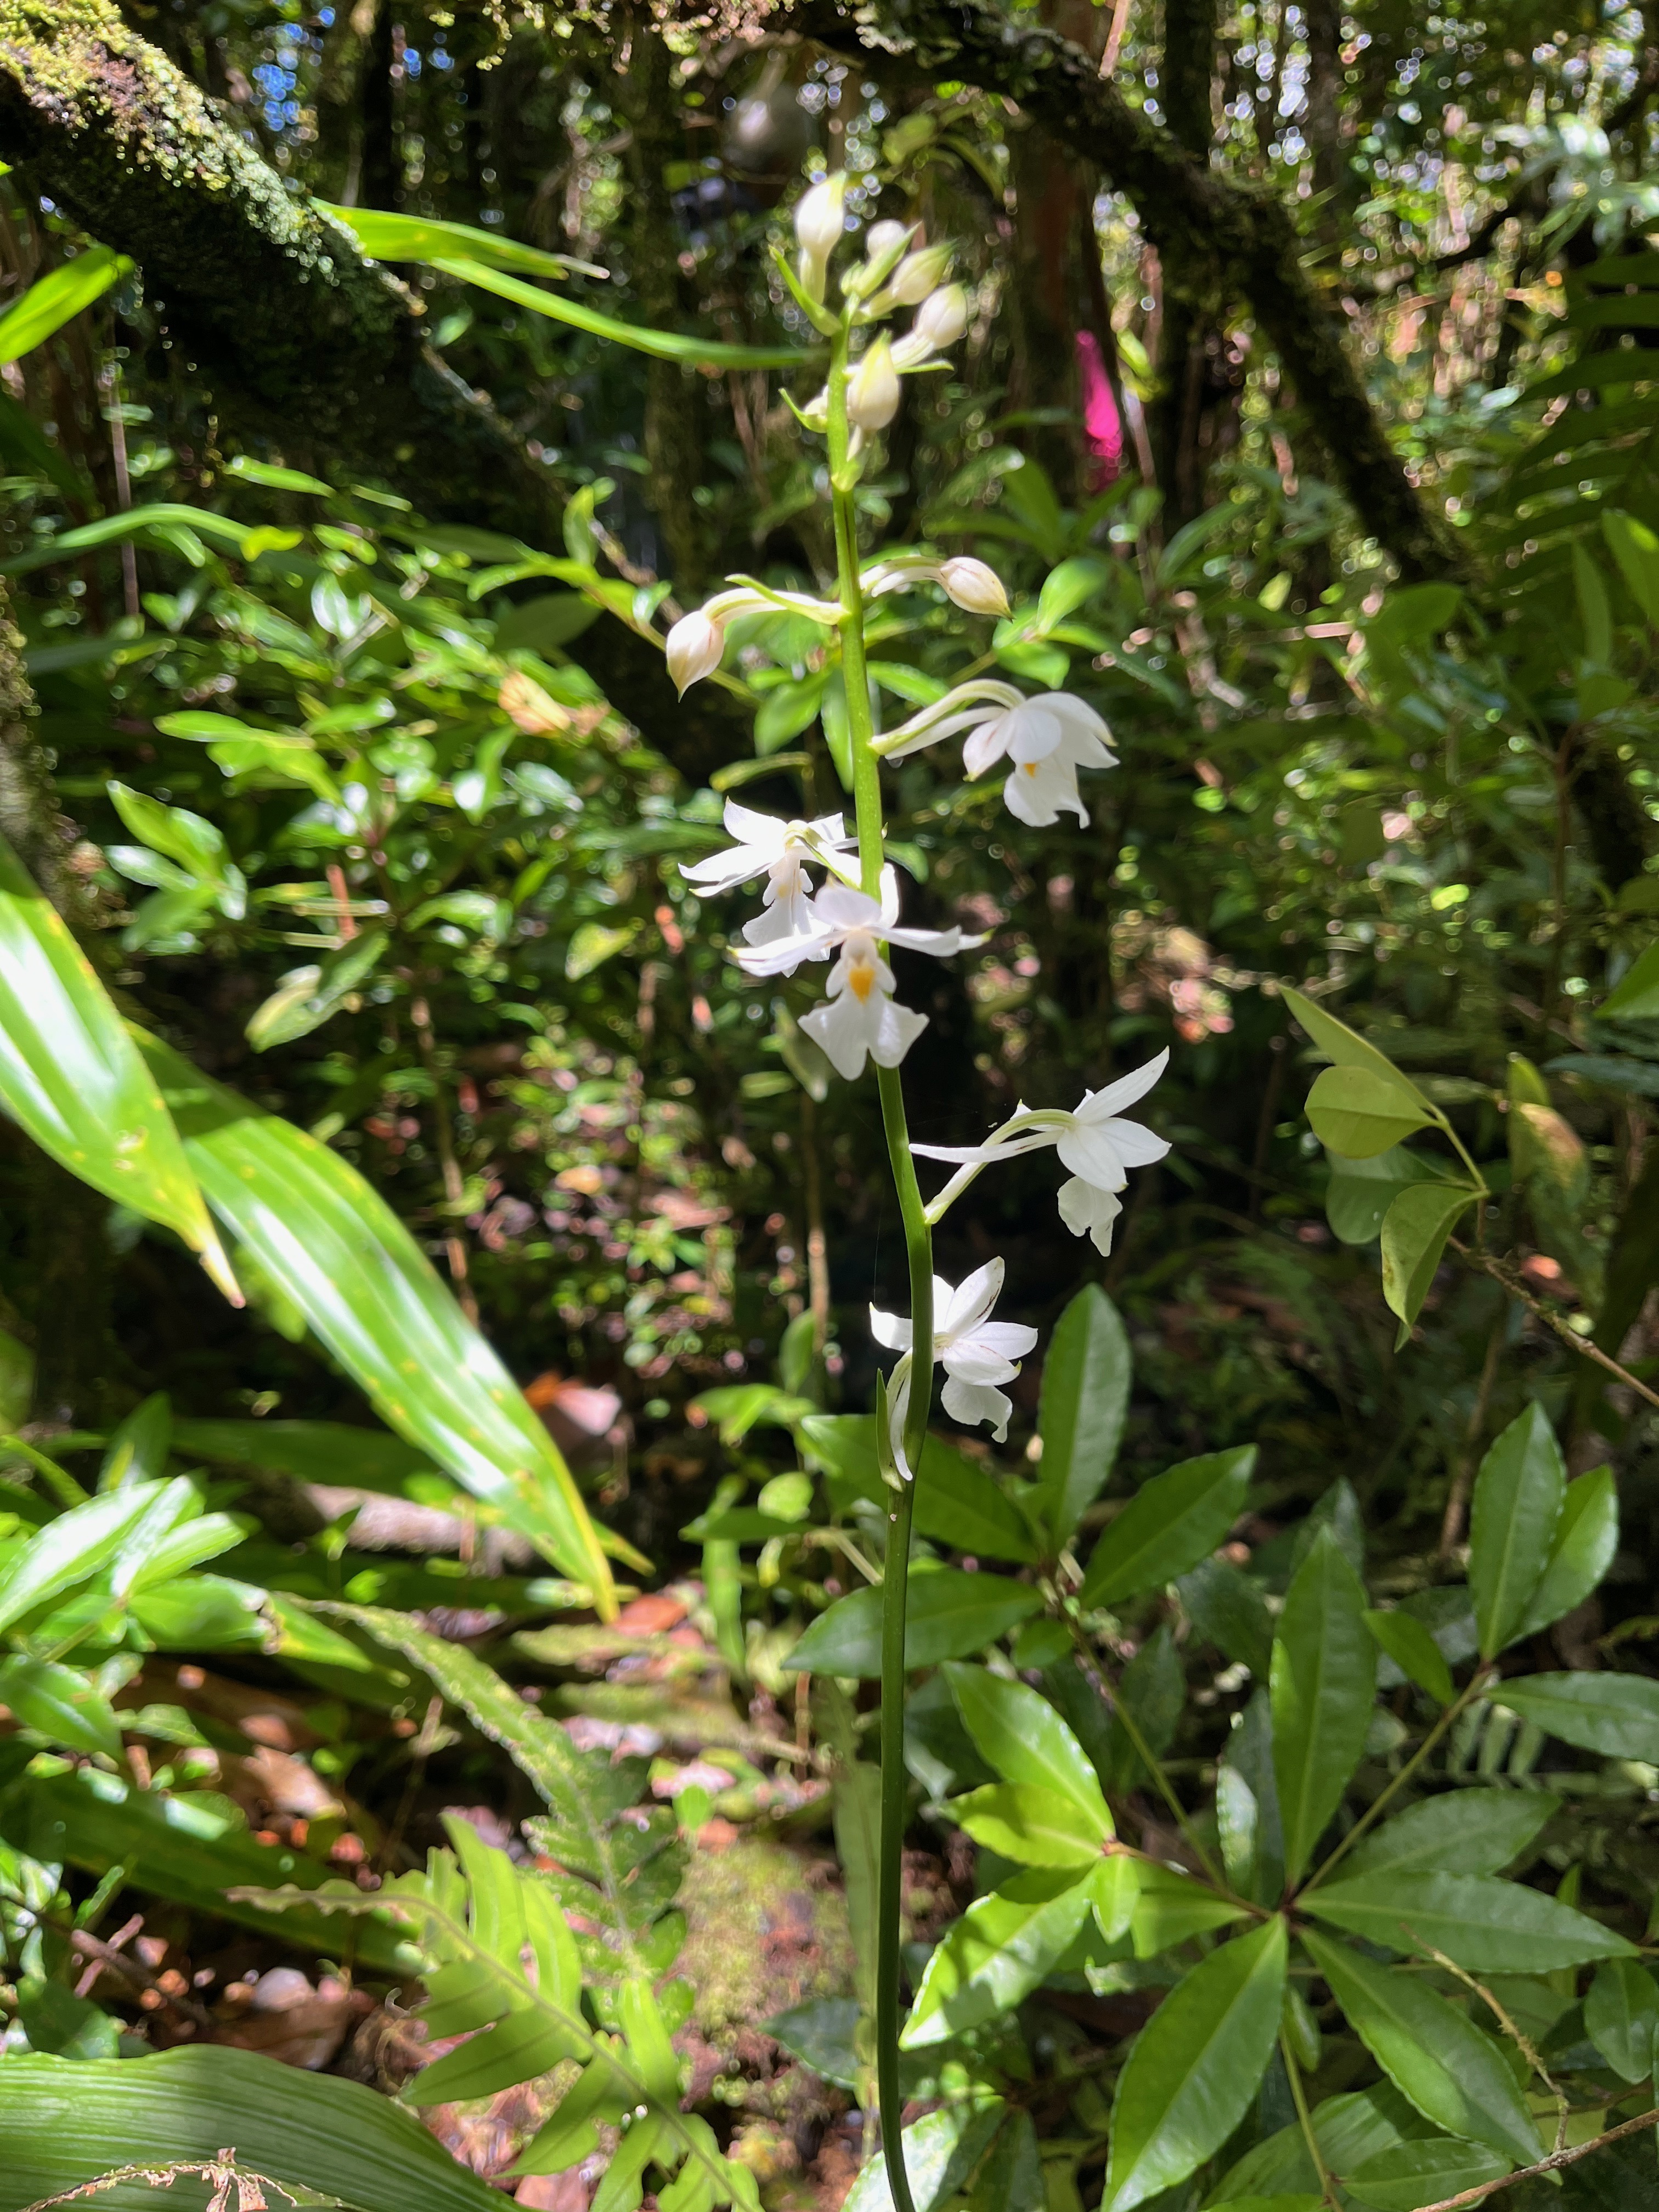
top-left (134, 1031), bottom-right (616, 1612)
top-left (0, 245), bottom-right (132, 366)
top-left (0, 833), bottom-right (234, 1299)
top-left (432, 253), bottom-right (811, 370)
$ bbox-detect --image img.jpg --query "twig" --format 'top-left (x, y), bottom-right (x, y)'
top-left (1452, 1242), bottom-right (1659, 1413)
top-left (1280, 2032), bottom-right (1339, 2207)
top-left (63, 1925), bottom-right (215, 2030)
top-left (1401, 1925), bottom-right (1569, 2150)
top-left (24, 2149), bottom-right (303, 2212)
top-left (1100, 0), bottom-right (1133, 74)
top-left (1413, 2104), bottom-right (1659, 2211)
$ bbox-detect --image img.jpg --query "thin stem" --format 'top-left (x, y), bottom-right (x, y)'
top-left (1439, 1310), bottom-right (1506, 1558)
top-left (1301, 1673), bottom-right (1489, 1894)
top-left (1452, 1239), bottom-right (1659, 1411)
top-left (828, 311), bottom-right (929, 2212)
top-left (1413, 2105), bottom-right (1659, 2212)
top-left (1280, 2032), bottom-right (1339, 2207)
top-left (1400, 1925), bottom-right (1569, 2150)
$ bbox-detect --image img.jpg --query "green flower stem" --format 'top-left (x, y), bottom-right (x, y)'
top-left (828, 313), bottom-right (931, 2212)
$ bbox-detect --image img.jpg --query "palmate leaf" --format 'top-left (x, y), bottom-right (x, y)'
top-left (134, 1034), bottom-right (616, 1609)
top-left (236, 1818), bottom-right (758, 2212)
top-left (0, 835), bottom-right (234, 1297)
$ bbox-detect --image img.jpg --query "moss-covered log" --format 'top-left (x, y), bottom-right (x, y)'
top-left (792, 0), bottom-right (1468, 583)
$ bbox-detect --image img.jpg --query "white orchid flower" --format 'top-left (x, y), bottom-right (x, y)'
top-left (862, 554), bottom-right (1009, 617)
top-left (913, 1050), bottom-right (1170, 1252)
top-left (679, 800), bottom-right (858, 951)
top-left (874, 680), bottom-right (1117, 826)
top-left (665, 581), bottom-right (841, 696)
top-left (871, 1257), bottom-right (1039, 1477)
top-left (735, 868), bottom-right (983, 1073)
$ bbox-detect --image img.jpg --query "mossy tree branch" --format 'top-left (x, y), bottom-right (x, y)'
top-left (791, 0), bottom-right (1467, 583)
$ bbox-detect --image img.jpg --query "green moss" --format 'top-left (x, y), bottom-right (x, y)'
top-left (677, 1835), bottom-right (855, 2043)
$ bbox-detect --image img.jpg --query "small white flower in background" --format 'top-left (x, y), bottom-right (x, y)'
top-left (889, 245), bottom-right (953, 307)
top-left (679, 800), bottom-right (857, 950)
top-left (794, 173), bottom-right (847, 298)
top-left (864, 218), bottom-right (914, 261)
top-left (881, 680), bottom-right (1117, 827)
top-left (666, 610), bottom-right (725, 694)
top-left (847, 336), bottom-right (901, 433)
top-left (871, 1257), bottom-right (1039, 1477)
top-left (913, 1051), bottom-right (1170, 1254)
top-left (736, 868), bottom-right (983, 1073)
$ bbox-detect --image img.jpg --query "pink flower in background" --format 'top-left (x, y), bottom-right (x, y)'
top-left (1077, 331), bottom-right (1123, 489)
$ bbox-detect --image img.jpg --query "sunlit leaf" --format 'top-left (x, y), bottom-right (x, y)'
top-left (0, 246), bottom-right (132, 364)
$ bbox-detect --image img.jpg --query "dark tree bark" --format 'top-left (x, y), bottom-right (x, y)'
top-left (791, 0), bottom-right (1468, 582)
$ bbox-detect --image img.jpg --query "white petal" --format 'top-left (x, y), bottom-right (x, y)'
top-left (878, 864), bottom-right (902, 930)
top-left (1076, 1049), bottom-right (1169, 1122)
top-left (1054, 1123), bottom-right (1128, 1190)
top-left (943, 1344), bottom-right (1020, 1386)
top-left (870, 1305), bottom-right (912, 1352)
top-left (1101, 1117), bottom-right (1172, 1170)
top-left (886, 1358), bottom-right (915, 1483)
top-left (964, 1320), bottom-right (1040, 1363)
top-left (886, 923), bottom-right (975, 960)
top-left (1057, 1177), bottom-right (1122, 1254)
top-left (961, 711), bottom-right (1014, 779)
top-left (723, 799), bottom-right (786, 850)
top-left (735, 923), bottom-right (835, 977)
top-left (680, 844), bottom-right (769, 891)
top-left (814, 884), bottom-right (884, 934)
top-left (911, 1128), bottom-right (1055, 1165)
top-left (867, 995), bottom-right (929, 1069)
top-left (939, 1257), bottom-right (1005, 1341)
top-left (1002, 754), bottom-right (1087, 828)
top-left (1045, 694), bottom-right (1112, 747)
top-left (940, 1373), bottom-right (1014, 1442)
top-left (1003, 704), bottom-right (1065, 765)
top-left (802, 989), bottom-right (880, 1080)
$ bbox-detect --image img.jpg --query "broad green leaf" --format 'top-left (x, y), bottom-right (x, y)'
top-left (0, 1764), bottom-right (414, 1970)
top-left (1103, 1918), bottom-right (1287, 2212)
top-left (411, 2005), bottom-right (569, 2103)
top-left (1271, 1528), bottom-right (1374, 1886)
top-left (1324, 1146), bottom-right (1442, 1245)
top-left (1491, 1672), bottom-right (1659, 1762)
top-left (840, 2101), bottom-right (1005, 2212)
top-left (431, 253), bottom-right (808, 369)
top-left (1305, 1066), bottom-right (1435, 1158)
top-left (1603, 510), bottom-right (1659, 627)
top-left (1363, 1608), bottom-right (1454, 1705)
top-left (136, 1033), bottom-right (614, 1609)
top-left (1584, 1958), bottom-right (1659, 2081)
top-left (1345, 1790), bottom-right (1556, 1880)
top-left (943, 1664), bottom-right (1113, 1835)
top-left (1204, 2201), bottom-right (1323, 2212)
top-left (1036, 1284), bottom-right (1130, 1545)
top-left (0, 1481), bottom-right (167, 1632)
top-left (0, 2046), bottom-right (501, 2212)
top-left (1344, 2140), bottom-right (1511, 2212)
top-left (1099, 1624), bottom-right (1185, 1792)
top-left (246, 929), bottom-right (388, 1051)
top-left (1282, 988), bottom-right (1435, 1114)
top-left (1602, 939), bottom-right (1659, 1021)
top-left (155, 712), bottom-right (342, 803)
top-left (0, 1655), bottom-right (121, 1759)
top-left (1130, 1861), bottom-right (1249, 1954)
top-left (783, 1571), bottom-right (1043, 1677)
top-left (1178, 1556), bottom-right (1274, 1678)
top-left (171, 1418), bottom-right (436, 1493)
top-left (1302, 1932), bottom-right (1541, 2163)
top-left (900, 1869), bottom-right (1095, 2047)
top-left (1304, 1868), bottom-right (1634, 1970)
top-left (1468, 1403), bottom-right (1564, 1658)
top-left (1080, 1447), bottom-right (1255, 1607)
top-left (799, 1415), bottom-right (1037, 1562)
top-left (0, 836), bottom-right (233, 1297)
top-left (0, 247), bottom-right (132, 364)
top-left (1380, 1182), bottom-right (1477, 1333)
top-left (1512, 1466), bottom-right (1618, 1641)
top-left (15, 1976), bottom-right (120, 2060)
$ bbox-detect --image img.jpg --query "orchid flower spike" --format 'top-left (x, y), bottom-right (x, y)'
top-left (880, 681), bottom-right (1118, 826)
top-left (736, 868), bottom-right (983, 1074)
top-left (871, 1257), bottom-right (1039, 1478)
top-left (679, 800), bottom-right (857, 950)
top-left (913, 1051), bottom-right (1171, 1252)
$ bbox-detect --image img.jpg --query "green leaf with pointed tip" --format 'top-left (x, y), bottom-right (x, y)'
top-left (1304, 1868), bottom-right (1634, 1970)
top-left (1103, 1918), bottom-right (1287, 2212)
top-left (0, 834), bottom-right (232, 1296)
top-left (1305, 1066), bottom-right (1435, 1158)
top-left (1585, 1958), bottom-right (1659, 2082)
top-left (1488, 1672), bottom-right (1659, 1761)
top-left (1469, 1403), bottom-right (1564, 1658)
top-left (782, 1572), bottom-right (1043, 1677)
top-left (900, 1869), bottom-right (1095, 2047)
top-left (1363, 1608), bottom-right (1454, 1705)
top-left (1081, 1447), bottom-right (1255, 1607)
top-left (797, 1415), bottom-right (1037, 1562)
top-left (1036, 1284), bottom-right (1131, 1545)
top-left (0, 1481), bottom-right (168, 1632)
top-left (0, 1655), bottom-right (121, 1759)
top-left (431, 255), bottom-right (808, 369)
top-left (1344, 1790), bottom-right (1556, 1880)
top-left (1601, 939), bottom-right (1659, 1020)
top-left (1380, 1182), bottom-right (1477, 1334)
top-left (0, 247), bottom-right (132, 364)
top-left (943, 1664), bottom-right (1112, 1836)
top-left (1302, 1933), bottom-right (1541, 2164)
top-left (840, 2101), bottom-right (1006, 2212)
top-left (1282, 989), bottom-right (1436, 1113)
top-left (134, 1032), bottom-right (613, 1609)
top-left (1513, 1465), bottom-right (1618, 1641)
top-left (1271, 1528), bottom-right (1374, 1886)
top-left (1344, 2140), bottom-right (1511, 2212)
top-left (1324, 1145), bottom-right (1444, 1245)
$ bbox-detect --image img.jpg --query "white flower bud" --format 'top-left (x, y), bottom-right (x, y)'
top-left (793, 174), bottom-right (847, 264)
top-left (866, 219), bottom-right (911, 261)
top-left (890, 244), bottom-right (953, 306)
top-left (938, 557), bottom-right (1009, 617)
top-left (846, 336), bottom-right (900, 432)
top-left (666, 609), bottom-right (726, 695)
top-left (912, 283), bottom-right (969, 351)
